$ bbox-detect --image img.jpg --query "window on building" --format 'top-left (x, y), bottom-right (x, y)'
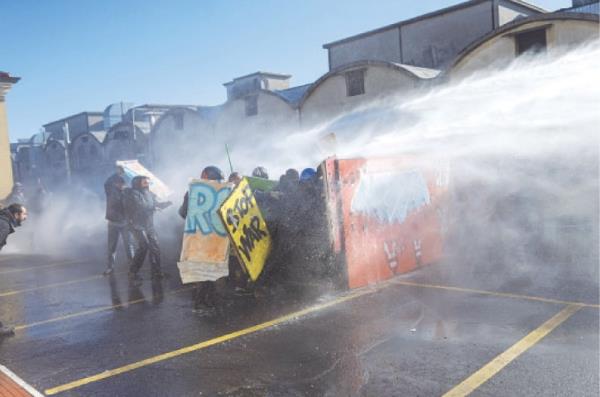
top-left (345, 69), bottom-right (365, 97)
top-left (245, 95), bottom-right (258, 117)
top-left (515, 28), bottom-right (547, 56)
top-left (174, 113), bottom-right (184, 130)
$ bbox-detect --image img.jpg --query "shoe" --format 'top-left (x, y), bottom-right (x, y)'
top-left (103, 267), bottom-right (114, 276)
top-left (0, 326), bottom-right (15, 337)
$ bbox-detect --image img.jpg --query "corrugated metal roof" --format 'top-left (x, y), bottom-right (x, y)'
top-left (274, 84), bottom-right (312, 106)
top-left (391, 63), bottom-right (441, 79)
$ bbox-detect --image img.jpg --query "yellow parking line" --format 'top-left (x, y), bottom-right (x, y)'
top-left (394, 280), bottom-right (600, 308)
top-left (0, 272), bottom-right (127, 298)
top-left (443, 304), bottom-right (582, 397)
top-left (14, 287), bottom-right (192, 331)
top-left (0, 260), bottom-right (83, 275)
top-left (44, 285), bottom-right (379, 395)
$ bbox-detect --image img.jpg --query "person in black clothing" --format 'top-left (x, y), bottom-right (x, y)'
top-left (124, 176), bottom-right (172, 283)
top-left (178, 166), bottom-right (226, 314)
top-left (104, 171), bottom-right (135, 276)
top-left (0, 203), bottom-right (28, 337)
top-left (178, 165), bottom-right (224, 219)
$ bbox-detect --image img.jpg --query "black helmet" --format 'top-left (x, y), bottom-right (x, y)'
top-left (252, 166), bottom-right (269, 179)
top-left (201, 166), bottom-right (224, 181)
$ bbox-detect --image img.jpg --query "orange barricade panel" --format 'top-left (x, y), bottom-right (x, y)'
top-left (328, 156), bottom-right (448, 289)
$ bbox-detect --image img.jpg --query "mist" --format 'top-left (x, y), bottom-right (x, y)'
top-left (5, 40), bottom-right (598, 295)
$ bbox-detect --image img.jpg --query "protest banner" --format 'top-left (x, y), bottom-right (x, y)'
top-left (218, 177), bottom-right (271, 281)
top-left (177, 179), bottom-right (233, 284)
top-left (116, 160), bottom-right (172, 201)
top-left (246, 176), bottom-right (277, 193)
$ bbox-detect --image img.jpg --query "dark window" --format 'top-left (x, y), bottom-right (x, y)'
top-left (515, 28), bottom-right (547, 56)
top-left (345, 69), bottom-right (365, 97)
top-left (245, 95), bottom-right (258, 117)
top-left (174, 113), bottom-right (184, 130)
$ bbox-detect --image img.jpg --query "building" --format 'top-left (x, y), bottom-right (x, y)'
top-left (0, 71), bottom-right (19, 200)
top-left (322, 0), bottom-right (545, 71)
top-left (10, 0), bottom-right (599, 190)
top-left (449, 13), bottom-right (599, 78)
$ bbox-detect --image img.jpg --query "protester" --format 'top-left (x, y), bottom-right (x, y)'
top-left (252, 166), bottom-right (269, 179)
top-left (103, 172), bottom-right (135, 276)
top-left (178, 166), bottom-right (228, 314)
top-left (124, 176), bottom-right (172, 282)
top-left (0, 203), bottom-right (28, 337)
top-left (178, 165), bottom-right (224, 219)
top-left (300, 167), bottom-right (317, 183)
top-left (228, 172), bottom-right (242, 185)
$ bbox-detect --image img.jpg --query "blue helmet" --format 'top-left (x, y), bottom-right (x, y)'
top-left (300, 168), bottom-right (317, 181)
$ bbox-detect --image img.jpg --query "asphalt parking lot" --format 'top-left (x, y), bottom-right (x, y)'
top-left (0, 252), bottom-right (597, 396)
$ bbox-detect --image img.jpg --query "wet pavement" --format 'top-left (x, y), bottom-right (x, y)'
top-left (0, 251), bottom-right (597, 396)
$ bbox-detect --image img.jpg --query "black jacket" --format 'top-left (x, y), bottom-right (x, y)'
top-left (104, 174), bottom-right (126, 222)
top-left (0, 209), bottom-right (16, 251)
top-left (123, 188), bottom-right (169, 231)
top-left (178, 192), bottom-right (189, 219)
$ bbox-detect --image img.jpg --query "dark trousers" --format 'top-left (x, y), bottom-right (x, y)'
top-left (107, 222), bottom-right (135, 269)
top-left (130, 228), bottom-right (162, 275)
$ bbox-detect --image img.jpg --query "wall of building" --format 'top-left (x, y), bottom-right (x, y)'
top-left (328, 28), bottom-right (402, 70)
top-left (215, 92), bottom-right (298, 139)
top-left (0, 100), bottom-right (13, 199)
top-left (43, 140), bottom-right (68, 186)
top-left (450, 18), bottom-right (600, 79)
top-left (104, 124), bottom-right (148, 167)
top-left (152, 108), bottom-right (216, 174)
top-left (401, 1), bottom-right (494, 69)
top-left (300, 65), bottom-right (419, 128)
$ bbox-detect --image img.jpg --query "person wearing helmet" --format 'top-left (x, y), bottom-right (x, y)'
top-left (177, 166), bottom-right (226, 315)
top-left (300, 168), bottom-right (317, 182)
top-left (178, 166), bottom-right (224, 219)
top-left (228, 172), bottom-right (242, 186)
top-left (123, 176), bottom-right (172, 282)
top-left (251, 166), bottom-right (269, 180)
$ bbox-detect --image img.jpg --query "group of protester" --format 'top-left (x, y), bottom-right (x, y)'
top-left (102, 163), bottom-right (329, 315)
top-left (0, 161), bottom-right (328, 334)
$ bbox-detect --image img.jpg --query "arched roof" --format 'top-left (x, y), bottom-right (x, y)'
top-left (70, 131), bottom-right (105, 146)
top-left (44, 138), bottom-right (66, 151)
top-left (105, 121), bottom-right (147, 143)
top-left (298, 60), bottom-right (440, 108)
top-left (449, 12), bottom-right (599, 72)
top-left (151, 106), bottom-right (205, 136)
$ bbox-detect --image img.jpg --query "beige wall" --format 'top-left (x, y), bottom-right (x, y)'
top-left (0, 99), bottom-right (13, 199)
top-left (215, 92), bottom-right (298, 139)
top-left (300, 66), bottom-right (418, 128)
top-left (152, 109), bottom-right (216, 172)
top-left (450, 19), bottom-right (600, 79)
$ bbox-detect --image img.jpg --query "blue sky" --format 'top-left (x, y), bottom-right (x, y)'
top-left (1, 0), bottom-right (571, 140)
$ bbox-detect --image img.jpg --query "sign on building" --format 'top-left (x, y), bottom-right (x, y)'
top-left (178, 179), bottom-right (233, 284)
top-left (218, 177), bottom-right (271, 281)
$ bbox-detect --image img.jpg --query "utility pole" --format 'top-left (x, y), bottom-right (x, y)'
top-left (62, 122), bottom-right (72, 184)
